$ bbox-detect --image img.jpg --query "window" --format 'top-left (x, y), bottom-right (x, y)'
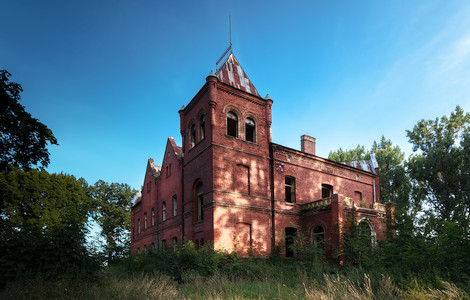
top-left (144, 212), bottom-right (147, 229)
top-left (173, 195), bottom-right (177, 217)
top-left (312, 226), bottom-right (325, 250)
top-left (234, 164), bottom-right (250, 195)
top-left (245, 117), bottom-right (256, 142)
top-left (322, 184), bottom-right (333, 198)
top-left (200, 114), bottom-right (205, 140)
top-left (197, 183), bottom-right (204, 221)
top-left (354, 191), bottom-right (362, 206)
top-left (190, 124), bottom-right (196, 148)
top-left (358, 219), bottom-right (377, 248)
top-left (162, 240), bottom-right (166, 248)
top-left (285, 176), bottom-right (296, 203)
top-left (285, 227), bottom-right (297, 257)
top-left (162, 202), bottom-right (166, 221)
top-left (201, 238), bottom-right (204, 246)
top-left (227, 111), bottom-right (238, 137)
top-left (173, 237), bottom-right (178, 248)
top-left (138, 219), bottom-right (141, 233)
top-left (151, 208), bottom-right (155, 226)
top-left (147, 181), bottom-right (151, 193)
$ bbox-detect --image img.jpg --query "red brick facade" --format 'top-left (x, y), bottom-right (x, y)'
top-left (131, 53), bottom-right (394, 259)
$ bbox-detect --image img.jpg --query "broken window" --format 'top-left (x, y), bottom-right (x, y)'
top-left (245, 117), bottom-right (255, 142)
top-left (151, 208), bottom-right (155, 226)
top-left (197, 182), bottom-right (204, 221)
top-left (162, 202), bottom-right (166, 221)
top-left (200, 114), bottom-right (205, 140)
top-left (227, 111), bottom-right (238, 137)
top-left (173, 194), bottom-right (177, 217)
top-left (322, 184), bottom-right (333, 199)
top-left (285, 227), bottom-right (297, 257)
top-left (312, 226), bottom-right (325, 250)
top-left (190, 124), bottom-right (196, 148)
top-left (358, 219), bottom-right (376, 248)
top-left (285, 176), bottom-right (296, 203)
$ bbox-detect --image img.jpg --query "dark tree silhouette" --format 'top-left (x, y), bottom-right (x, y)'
top-left (0, 70), bottom-right (58, 171)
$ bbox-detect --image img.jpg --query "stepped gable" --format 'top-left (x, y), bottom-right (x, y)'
top-left (215, 53), bottom-right (260, 97)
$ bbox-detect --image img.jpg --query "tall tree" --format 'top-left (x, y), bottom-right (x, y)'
top-left (89, 180), bottom-right (137, 263)
top-left (0, 70), bottom-right (58, 171)
top-left (0, 169), bottom-right (97, 281)
top-left (406, 105), bottom-right (470, 233)
top-left (328, 145), bottom-right (370, 162)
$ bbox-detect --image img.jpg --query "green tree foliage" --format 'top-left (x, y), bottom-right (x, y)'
top-left (406, 105), bottom-right (470, 233)
top-left (0, 70), bottom-right (58, 171)
top-left (328, 145), bottom-right (370, 162)
top-left (89, 180), bottom-right (137, 263)
top-left (0, 169), bottom-right (98, 282)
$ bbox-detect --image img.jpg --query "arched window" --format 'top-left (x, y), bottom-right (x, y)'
top-left (312, 226), bottom-right (325, 249)
top-left (358, 219), bottom-right (376, 248)
top-left (227, 111), bottom-right (238, 137)
top-left (151, 208), bottom-right (155, 226)
top-left (190, 124), bottom-right (196, 148)
top-left (144, 212), bottom-right (147, 229)
top-left (245, 117), bottom-right (256, 142)
top-left (162, 202), bottom-right (166, 221)
top-left (173, 195), bottom-right (177, 216)
top-left (200, 114), bottom-right (205, 141)
top-left (197, 182), bottom-right (204, 221)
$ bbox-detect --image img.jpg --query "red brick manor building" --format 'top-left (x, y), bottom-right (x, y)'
top-left (131, 50), bottom-right (394, 258)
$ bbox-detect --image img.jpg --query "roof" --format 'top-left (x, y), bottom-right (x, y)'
top-left (148, 158), bottom-right (161, 177)
top-left (341, 154), bottom-right (379, 175)
top-left (168, 137), bottom-right (183, 159)
top-left (216, 53), bottom-right (260, 97)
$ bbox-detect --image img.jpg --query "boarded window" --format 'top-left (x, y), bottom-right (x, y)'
top-left (285, 176), bottom-right (296, 203)
top-left (322, 184), bottom-right (333, 198)
top-left (234, 164), bottom-right (250, 195)
top-left (227, 111), bottom-right (238, 137)
top-left (236, 222), bottom-right (252, 256)
top-left (245, 117), bottom-right (255, 142)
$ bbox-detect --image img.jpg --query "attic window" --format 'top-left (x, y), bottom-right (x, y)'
top-left (322, 184), bottom-right (333, 198)
top-left (245, 117), bottom-right (255, 142)
top-left (227, 111), bottom-right (238, 138)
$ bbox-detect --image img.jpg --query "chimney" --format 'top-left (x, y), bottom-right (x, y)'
top-left (301, 135), bottom-right (316, 155)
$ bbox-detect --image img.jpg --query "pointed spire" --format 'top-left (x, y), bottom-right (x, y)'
top-left (265, 94), bottom-right (272, 100)
top-left (215, 53), bottom-right (260, 97)
top-left (208, 70), bottom-right (216, 77)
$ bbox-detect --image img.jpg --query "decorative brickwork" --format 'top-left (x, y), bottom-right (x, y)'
top-left (131, 53), bottom-right (394, 260)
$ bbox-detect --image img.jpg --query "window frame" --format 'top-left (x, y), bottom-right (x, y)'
top-left (226, 111), bottom-right (239, 138)
top-left (285, 176), bottom-right (296, 203)
top-left (245, 117), bottom-right (256, 143)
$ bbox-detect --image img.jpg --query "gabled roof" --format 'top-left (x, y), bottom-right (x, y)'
top-left (168, 137), bottom-right (183, 159)
top-left (216, 53), bottom-right (260, 97)
top-left (148, 158), bottom-right (161, 177)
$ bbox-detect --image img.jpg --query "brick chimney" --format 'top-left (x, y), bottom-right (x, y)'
top-left (301, 135), bottom-right (316, 155)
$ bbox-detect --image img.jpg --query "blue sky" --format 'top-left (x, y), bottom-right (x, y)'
top-left (2, 0), bottom-right (470, 191)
